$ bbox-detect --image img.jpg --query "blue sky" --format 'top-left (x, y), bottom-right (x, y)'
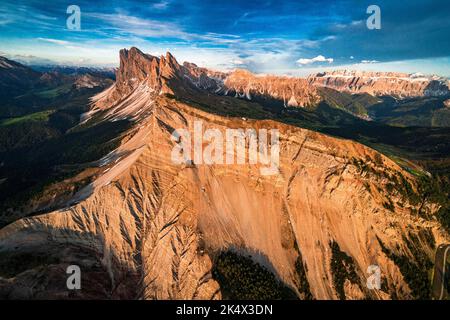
top-left (0, 0), bottom-right (449, 76)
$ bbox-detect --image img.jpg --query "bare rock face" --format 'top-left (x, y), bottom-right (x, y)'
top-left (222, 69), bottom-right (321, 108)
top-left (115, 47), bottom-right (180, 97)
top-left (308, 70), bottom-right (450, 98)
top-left (108, 48), bottom-right (320, 111)
top-left (73, 74), bottom-right (113, 89)
top-left (182, 62), bottom-right (227, 91)
top-left (0, 48), bottom-right (448, 300)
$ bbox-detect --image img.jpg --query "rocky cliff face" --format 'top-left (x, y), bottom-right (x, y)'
top-left (97, 47), bottom-right (320, 114)
top-left (308, 70), bottom-right (450, 98)
top-left (0, 48), bottom-right (448, 300)
top-left (115, 47), bottom-right (182, 97)
top-left (222, 69), bottom-right (320, 108)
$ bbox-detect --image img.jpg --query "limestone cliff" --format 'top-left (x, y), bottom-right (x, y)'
top-left (308, 70), bottom-right (450, 98)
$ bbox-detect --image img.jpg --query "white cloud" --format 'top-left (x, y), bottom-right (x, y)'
top-left (37, 38), bottom-right (70, 46)
top-left (361, 60), bottom-right (379, 64)
top-left (230, 59), bottom-right (245, 65)
top-left (296, 55), bottom-right (334, 65)
top-left (86, 12), bottom-right (242, 45)
top-left (85, 13), bottom-right (189, 39)
top-left (351, 20), bottom-right (364, 26)
top-left (152, 1), bottom-right (170, 10)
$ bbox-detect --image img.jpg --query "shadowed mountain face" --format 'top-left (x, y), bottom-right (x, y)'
top-left (0, 56), bottom-right (120, 227)
top-left (0, 56), bottom-right (114, 119)
top-left (0, 56), bottom-right (41, 100)
top-left (0, 48), bottom-right (449, 300)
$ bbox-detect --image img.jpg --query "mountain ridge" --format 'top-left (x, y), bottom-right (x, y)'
top-left (0, 47), bottom-right (448, 300)
top-left (308, 70), bottom-right (450, 98)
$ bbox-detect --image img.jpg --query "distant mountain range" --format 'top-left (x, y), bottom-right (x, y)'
top-left (0, 56), bottom-right (113, 118)
top-left (88, 47), bottom-right (450, 126)
top-left (0, 49), bottom-right (449, 300)
top-left (308, 70), bottom-right (450, 98)
top-left (30, 65), bottom-right (116, 80)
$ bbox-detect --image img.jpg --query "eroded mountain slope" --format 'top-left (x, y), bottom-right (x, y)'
top-left (0, 48), bottom-right (448, 300)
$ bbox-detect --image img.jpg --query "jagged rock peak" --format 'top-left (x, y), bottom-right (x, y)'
top-left (116, 47), bottom-right (183, 95)
top-left (118, 47), bottom-right (157, 86)
top-left (118, 47), bottom-right (181, 78)
top-left (163, 51), bottom-right (178, 65)
top-left (113, 47), bottom-right (321, 108)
